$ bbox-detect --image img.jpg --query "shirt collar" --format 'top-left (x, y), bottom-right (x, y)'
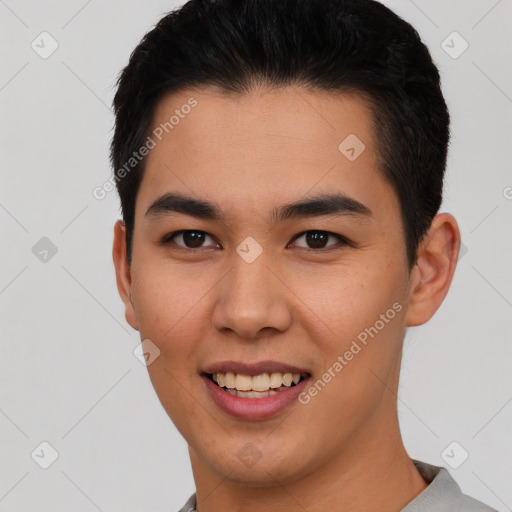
top-left (400, 459), bottom-right (464, 511)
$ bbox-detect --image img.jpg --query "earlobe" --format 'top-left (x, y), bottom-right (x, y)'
top-left (112, 220), bottom-right (139, 331)
top-left (404, 213), bottom-right (461, 327)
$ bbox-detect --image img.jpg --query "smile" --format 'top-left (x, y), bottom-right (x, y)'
top-left (207, 371), bottom-right (310, 398)
top-left (201, 369), bottom-right (312, 420)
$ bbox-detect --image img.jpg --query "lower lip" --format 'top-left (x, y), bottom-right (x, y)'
top-left (201, 374), bottom-right (311, 421)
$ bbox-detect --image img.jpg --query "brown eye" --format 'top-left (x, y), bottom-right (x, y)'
top-left (181, 231), bottom-right (206, 248)
top-left (162, 230), bottom-right (219, 249)
top-left (291, 230), bottom-right (347, 250)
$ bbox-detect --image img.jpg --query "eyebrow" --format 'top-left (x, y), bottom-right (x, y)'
top-left (145, 192), bottom-right (372, 224)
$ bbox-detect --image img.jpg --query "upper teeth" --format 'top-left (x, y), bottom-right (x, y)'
top-left (213, 372), bottom-right (304, 391)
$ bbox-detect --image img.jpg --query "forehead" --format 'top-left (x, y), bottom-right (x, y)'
top-left (136, 84), bottom-right (397, 225)
top-left (150, 84), bottom-right (375, 157)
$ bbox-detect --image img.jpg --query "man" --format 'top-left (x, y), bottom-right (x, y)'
top-left (111, 0), bottom-right (497, 510)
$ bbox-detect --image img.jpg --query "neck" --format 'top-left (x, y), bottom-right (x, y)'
top-left (189, 405), bottom-right (428, 512)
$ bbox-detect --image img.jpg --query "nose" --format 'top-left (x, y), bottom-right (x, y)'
top-left (211, 255), bottom-right (293, 340)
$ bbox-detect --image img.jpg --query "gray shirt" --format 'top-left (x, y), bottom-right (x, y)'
top-left (177, 459), bottom-right (497, 511)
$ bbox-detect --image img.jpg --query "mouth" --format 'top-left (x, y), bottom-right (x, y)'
top-left (200, 361), bottom-right (313, 420)
top-left (204, 371), bottom-right (311, 399)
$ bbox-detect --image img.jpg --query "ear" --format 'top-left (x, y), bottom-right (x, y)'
top-left (112, 220), bottom-right (139, 331)
top-left (404, 213), bottom-right (461, 327)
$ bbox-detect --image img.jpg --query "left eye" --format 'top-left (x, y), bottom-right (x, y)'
top-left (290, 230), bottom-right (347, 250)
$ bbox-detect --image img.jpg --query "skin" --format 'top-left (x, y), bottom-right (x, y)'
top-left (113, 85), bottom-right (461, 512)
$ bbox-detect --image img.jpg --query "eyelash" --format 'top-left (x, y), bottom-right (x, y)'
top-left (159, 229), bottom-right (353, 252)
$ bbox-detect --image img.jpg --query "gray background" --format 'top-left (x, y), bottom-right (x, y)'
top-left (1, 0), bottom-right (511, 511)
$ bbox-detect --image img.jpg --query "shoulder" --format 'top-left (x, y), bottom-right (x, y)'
top-left (401, 460), bottom-right (498, 512)
top-left (458, 493), bottom-right (498, 512)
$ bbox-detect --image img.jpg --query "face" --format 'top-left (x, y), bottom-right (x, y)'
top-left (114, 85), bottom-right (424, 487)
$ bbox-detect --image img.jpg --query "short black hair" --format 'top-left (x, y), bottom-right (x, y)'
top-left (111, 0), bottom-right (450, 269)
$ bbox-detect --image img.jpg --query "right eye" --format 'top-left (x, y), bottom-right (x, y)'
top-left (160, 230), bottom-right (221, 250)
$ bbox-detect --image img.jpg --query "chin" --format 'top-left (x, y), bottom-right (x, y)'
top-left (216, 459), bottom-right (305, 488)
top-left (196, 438), bottom-right (315, 488)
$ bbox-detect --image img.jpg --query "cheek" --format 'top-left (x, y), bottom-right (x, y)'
top-left (129, 264), bottom-right (213, 432)
top-left (130, 257), bottom-right (212, 341)
top-left (291, 258), bottom-right (405, 336)
top-left (295, 262), bottom-right (407, 406)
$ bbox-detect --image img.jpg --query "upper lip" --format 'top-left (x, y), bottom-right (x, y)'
top-left (202, 360), bottom-right (310, 377)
